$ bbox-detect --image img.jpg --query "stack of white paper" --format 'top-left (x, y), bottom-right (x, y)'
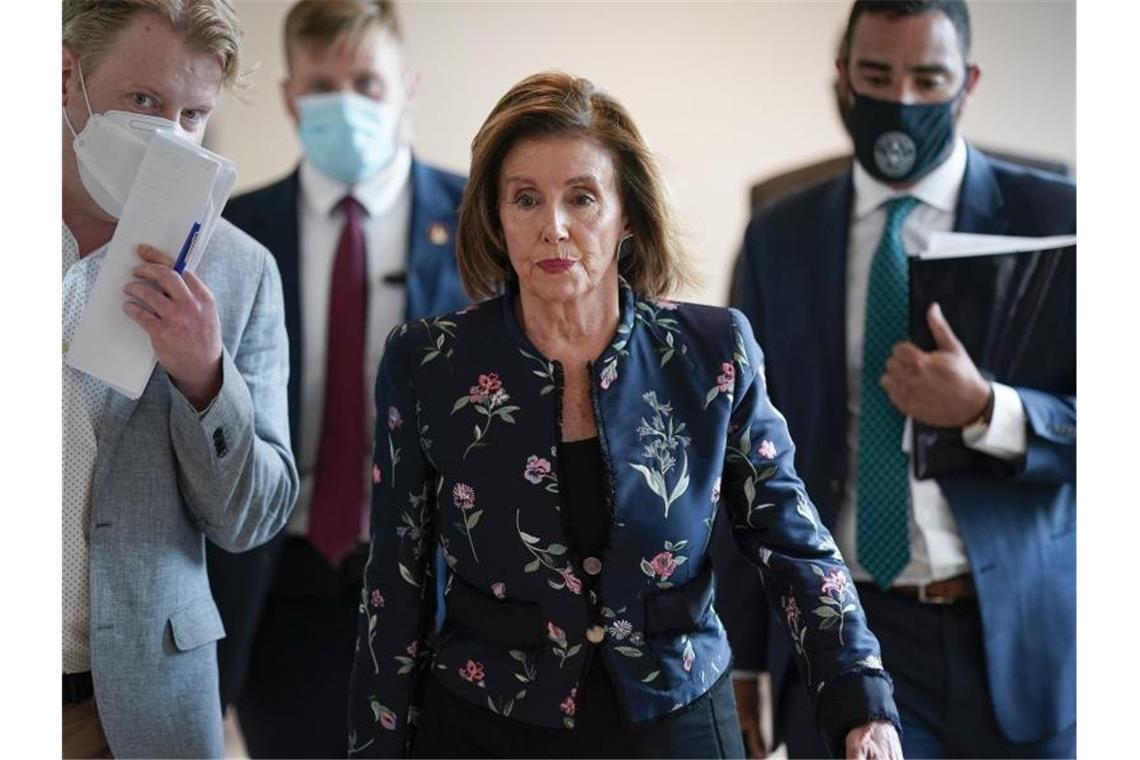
top-left (66, 131), bottom-right (236, 399)
top-left (921, 231), bottom-right (1077, 260)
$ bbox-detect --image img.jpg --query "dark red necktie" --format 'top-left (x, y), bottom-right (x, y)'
top-left (309, 196), bottom-right (368, 565)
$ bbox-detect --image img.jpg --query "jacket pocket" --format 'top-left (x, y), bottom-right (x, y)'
top-left (168, 597), bottom-right (226, 652)
top-left (444, 575), bottom-right (544, 650)
top-left (643, 562), bottom-right (715, 637)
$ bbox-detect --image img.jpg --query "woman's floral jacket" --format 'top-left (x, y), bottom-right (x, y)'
top-left (347, 283), bottom-right (897, 757)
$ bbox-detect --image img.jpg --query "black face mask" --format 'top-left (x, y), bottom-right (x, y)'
top-left (849, 89), bottom-right (961, 184)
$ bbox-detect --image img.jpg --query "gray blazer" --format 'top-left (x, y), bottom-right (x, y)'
top-left (85, 220), bottom-right (298, 758)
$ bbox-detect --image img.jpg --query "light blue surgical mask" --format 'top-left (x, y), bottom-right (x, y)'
top-left (296, 91), bottom-right (400, 185)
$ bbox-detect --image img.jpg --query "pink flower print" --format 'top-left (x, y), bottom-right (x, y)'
top-left (560, 687), bottom-right (577, 716)
top-left (452, 482), bottom-right (476, 510)
top-left (783, 595), bottom-right (802, 630)
top-left (458, 659), bottom-right (485, 684)
top-left (479, 373), bottom-right (502, 394)
top-left (406, 641), bottom-right (418, 657)
top-left (524, 455), bottom-right (552, 484)
top-left (652, 298), bottom-right (678, 310)
top-left (561, 567), bottom-right (583, 595)
top-left (820, 569), bottom-right (849, 600)
top-left (757, 440), bottom-right (777, 460)
top-left (372, 465), bottom-right (382, 485)
top-left (716, 362), bottom-right (735, 392)
top-left (599, 360), bottom-right (618, 390)
top-left (650, 551), bottom-right (678, 581)
top-left (491, 582), bottom-right (506, 599)
top-left (547, 622), bottom-right (567, 646)
top-left (387, 405), bottom-right (403, 431)
top-left (379, 710), bottom-right (397, 730)
top-left (370, 589), bottom-right (385, 608)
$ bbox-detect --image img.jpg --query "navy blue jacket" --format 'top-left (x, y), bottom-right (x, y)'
top-left (348, 283), bottom-right (899, 757)
top-left (719, 145), bottom-right (1075, 743)
top-left (223, 159), bottom-right (469, 444)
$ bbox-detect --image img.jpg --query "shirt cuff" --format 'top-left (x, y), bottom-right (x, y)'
top-left (815, 670), bottom-right (900, 759)
top-left (961, 382), bottom-right (1027, 460)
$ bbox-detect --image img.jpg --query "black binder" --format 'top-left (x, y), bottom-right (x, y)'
top-left (908, 241), bottom-right (1076, 480)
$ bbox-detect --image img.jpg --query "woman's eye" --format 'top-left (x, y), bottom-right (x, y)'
top-left (573, 193), bottom-right (596, 207)
top-left (182, 109), bottom-right (204, 125)
top-left (131, 93), bottom-right (156, 109)
top-left (513, 193), bottom-right (537, 209)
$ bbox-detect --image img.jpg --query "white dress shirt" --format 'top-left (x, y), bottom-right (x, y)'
top-left (62, 224), bottom-right (110, 672)
top-left (291, 148), bottom-right (413, 536)
top-left (833, 137), bottom-right (1028, 586)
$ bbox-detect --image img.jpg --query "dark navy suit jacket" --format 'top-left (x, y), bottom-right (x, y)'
top-left (716, 145), bottom-right (1075, 743)
top-left (222, 158), bottom-right (469, 444)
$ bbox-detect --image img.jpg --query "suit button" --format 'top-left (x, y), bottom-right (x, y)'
top-left (583, 557), bottom-right (602, 576)
top-left (586, 625), bottom-right (605, 644)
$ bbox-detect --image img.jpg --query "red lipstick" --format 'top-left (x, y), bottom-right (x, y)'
top-left (537, 259), bottom-right (575, 273)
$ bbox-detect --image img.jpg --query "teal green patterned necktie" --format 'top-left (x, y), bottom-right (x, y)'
top-left (857, 195), bottom-right (920, 589)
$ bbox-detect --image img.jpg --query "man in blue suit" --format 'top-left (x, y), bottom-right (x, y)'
top-left (719, 1), bottom-right (1075, 757)
top-left (206, 2), bottom-right (468, 757)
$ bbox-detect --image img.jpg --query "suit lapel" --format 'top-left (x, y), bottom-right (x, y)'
top-left (954, 144), bottom-right (1008, 236)
top-left (256, 171), bottom-right (303, 445)
top-left (405, 158), bottom-right (458, 319)
top-left (90, 387), bottom-right (143, 516)
top-left (822, 171), bottom-right (855, 458)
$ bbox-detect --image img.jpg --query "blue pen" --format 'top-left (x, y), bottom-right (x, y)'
top-left (173, 221), bottom-right (201, 275)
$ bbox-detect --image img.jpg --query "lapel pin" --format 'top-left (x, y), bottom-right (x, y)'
top-left (427, 222), bottom-right (449, 246)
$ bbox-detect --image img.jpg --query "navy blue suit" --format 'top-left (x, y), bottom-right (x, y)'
top-left (716, 145), bottom-right (1075, 754)
top-left (206, 159), bottom-right (469, 758)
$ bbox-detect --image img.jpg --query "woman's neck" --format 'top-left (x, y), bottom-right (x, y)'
top-left (516, 278), bottom-right (620, 364)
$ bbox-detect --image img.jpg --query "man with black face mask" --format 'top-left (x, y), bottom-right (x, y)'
top-left (718, 1), bottom-right (1075, 757)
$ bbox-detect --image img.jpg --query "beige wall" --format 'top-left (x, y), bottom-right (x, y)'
top-left (211, 0), bottom-right (1075, 306)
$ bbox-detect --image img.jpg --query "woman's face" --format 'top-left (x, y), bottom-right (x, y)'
top-left (498, 135), bottom-right (628, 306)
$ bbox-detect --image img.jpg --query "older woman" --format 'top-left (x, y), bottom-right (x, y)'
top-left (348, 72), bottom-right (902, 759)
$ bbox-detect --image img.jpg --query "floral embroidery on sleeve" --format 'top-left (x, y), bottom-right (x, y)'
top-left (811, 565), bottom-right (857, 645)
top-left (725, 424), bottom-right (778, 526)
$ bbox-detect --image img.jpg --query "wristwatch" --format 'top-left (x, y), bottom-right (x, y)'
top-left (963, 383), bottom-right (996, 431)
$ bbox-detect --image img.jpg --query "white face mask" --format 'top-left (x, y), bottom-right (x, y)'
top-left (64, 63), bottom-right (179, 219)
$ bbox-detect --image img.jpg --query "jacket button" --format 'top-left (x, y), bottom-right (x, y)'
top-left (586, 625), bottom-right (605, 644)
top-left (583, 557), bottom-right (602, 576)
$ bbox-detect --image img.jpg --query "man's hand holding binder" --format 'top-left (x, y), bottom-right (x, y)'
top-left (122, 243), bottom-right (223, 411)
top-left (880, 301), bottom-right (992, 428)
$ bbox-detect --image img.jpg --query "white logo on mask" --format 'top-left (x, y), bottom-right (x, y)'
top-left (873, 131), bottom-right (917, 179)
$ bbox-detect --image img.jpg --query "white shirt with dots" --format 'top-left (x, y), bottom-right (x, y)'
top-left (62, 223), bottom-right (109, 674)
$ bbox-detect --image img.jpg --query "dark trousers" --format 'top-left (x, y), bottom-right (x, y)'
top-left (208, 535), bottom-right (366, 759)
top-left (775, 584), bottom-right (1076, 759)
top-left (413, 660), bottom-right (744, 759)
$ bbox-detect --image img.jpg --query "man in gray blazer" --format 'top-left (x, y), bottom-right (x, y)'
top-left (62, 1), bottom-right (298, 757)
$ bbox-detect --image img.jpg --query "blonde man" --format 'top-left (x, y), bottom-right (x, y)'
top-left (207, 2), bottom-right (467, 756)
top-left (62, 1), bottom-right (297, 756)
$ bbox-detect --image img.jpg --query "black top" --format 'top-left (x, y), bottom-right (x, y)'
top-left (559, 437), bottom-right (607, 559)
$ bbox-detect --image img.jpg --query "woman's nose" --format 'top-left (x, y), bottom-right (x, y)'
top-left (541, 205), bottom-right (569, 246)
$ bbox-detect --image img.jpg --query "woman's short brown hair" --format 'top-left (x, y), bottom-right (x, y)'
top-left (457, 71), bottom-right (695, 302)
top-left (63, 0), bottom-right (243, 88)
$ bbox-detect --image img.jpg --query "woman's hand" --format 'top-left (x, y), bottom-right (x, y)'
top-left (845, 720), bottom-right (903, 759)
